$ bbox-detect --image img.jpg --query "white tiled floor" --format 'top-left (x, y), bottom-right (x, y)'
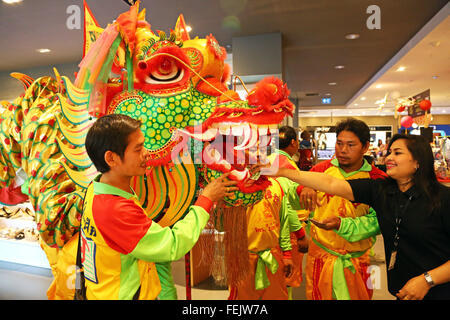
top-left (0, 235), bottom-right (395, 300)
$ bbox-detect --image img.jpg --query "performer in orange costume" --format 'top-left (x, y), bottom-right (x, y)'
top-left (228, 177), bottom-right (297, 300)
top-left (268, 126), bottom-right (309, 297)
top-left (297, 119), bottom-right (386, 300)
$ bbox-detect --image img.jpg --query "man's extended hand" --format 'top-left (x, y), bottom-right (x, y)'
top-left (299, 187), bottom-right (321, 211)
top-left (201, 172), bottom-right (238, 202)
top-left (283, 258), bottom-right (293, 279)
top-left (309, 216), bottom-right (341, 230)
top-left (297, 236), bottom-right (309, 253)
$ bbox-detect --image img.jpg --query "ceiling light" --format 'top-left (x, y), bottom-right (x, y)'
top-left (375, 84), bottom-right (382, 89)
top-left (324, 93), bottom-right (332, 96)
top-left (345, 33), bottom-right (360, 40)
top-left (396, 66), bottom-right (406, 72)
top-left (429, 41), bottom-right (441, 47)
top-left (354, 103), bottom-right (359, 106)
top-left (185, 26), bottom-right (192, 32)
top-left (328, 82), bottom-right (337, 86)
top-left (360, 97), bottom-right (366, 101)
top-left (334, 65), bottom-right (345, 69)
top-left (2, 0), bottom-right (23, 4)
top-left (36, 48), bottom-right (51, 53)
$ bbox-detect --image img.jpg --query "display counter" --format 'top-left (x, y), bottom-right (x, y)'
top-left (0, 202), bottom-right (50, 269)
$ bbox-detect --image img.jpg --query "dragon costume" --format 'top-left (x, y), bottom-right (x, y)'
top-left (0, 1), bottom-right (294, 299)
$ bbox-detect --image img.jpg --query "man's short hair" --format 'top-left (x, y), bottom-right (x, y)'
top-left (335, 118), bottom-right (370, 146)
top-left (300, 130), bottom-right (310, 140)
top-left (86, 114), bottom-right (142, 173)
top-left (279, 126), bottom-right (297, 149)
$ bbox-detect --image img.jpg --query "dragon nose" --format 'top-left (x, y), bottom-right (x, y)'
top-left (138, 61), bottom-right (148, 70)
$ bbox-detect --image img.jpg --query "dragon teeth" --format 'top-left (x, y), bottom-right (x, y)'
top-left (258, 126), bottom-right (268, 136)
top-left (218, 124), bottom-right (231, 135)
top-left (231, 125), bottom-right (244, 136)
top-left (234, 125), bottom-right (251, 150)
top-left (180, 122), bottom-right (277, 150)
top-left (178, 127), bottom-right (218, 141)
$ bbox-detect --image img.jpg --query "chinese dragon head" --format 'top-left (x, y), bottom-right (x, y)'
top-left (0, 1), bottom-right (293, 295)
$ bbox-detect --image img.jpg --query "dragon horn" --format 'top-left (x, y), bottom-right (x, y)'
top-left (10, 72), bottom-right (34, 91)
top-left (83, 0), bottom-right (103, 58)
top-left (175, 14), bottom-right (190, 41)
top-left (53, 68), bottom-right (65, 93)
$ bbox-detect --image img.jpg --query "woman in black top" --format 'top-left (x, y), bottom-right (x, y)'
top-left (269, 134), bottom-right (450, 300)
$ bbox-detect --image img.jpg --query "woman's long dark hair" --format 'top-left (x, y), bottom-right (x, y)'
top-left (386, 133), bottom-right (442, 211)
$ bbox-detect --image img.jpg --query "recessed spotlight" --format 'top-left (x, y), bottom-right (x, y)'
top-left (36, 48), bottom-right (51, 53)
top-left (396, 66), bottom-right (406, 72)
top-left (429, 41), bottom-right (441, 47)
top-left (354, 103), bottom-right (359, 106)
top-left (375, 84), bottom-right (382, 89)
top-left (328, 82), bottom-right (337, 86)
top-left (360, 97), bottom-right (366, 101)
top-left (334, 65), bottom-right (345, 69)
top-left (185, 26), bottom-right (192, 32)
top-left (3, 0), bottom-right (23, 4)
top-left (345, 33), bottom-right (360, 40)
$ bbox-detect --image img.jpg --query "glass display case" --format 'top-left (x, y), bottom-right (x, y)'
top-left (0, 202), bottom-right (50, 268)
top-left (434, 136), bottom-right (450, 184)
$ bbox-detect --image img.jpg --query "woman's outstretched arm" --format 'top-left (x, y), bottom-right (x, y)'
top-left (270, 167), bottom-right (355, 201)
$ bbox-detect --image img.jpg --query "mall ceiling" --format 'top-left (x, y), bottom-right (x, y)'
top-left (0, 0), bottom-right (448, 108)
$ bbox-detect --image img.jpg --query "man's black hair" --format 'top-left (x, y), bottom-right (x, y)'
top-left (85, 114), bottom-right (142, 173)
top-left (335, 118), bottom-right (370, 145)
top-left (279, 126), bottom-right (297, 149)
top-left (300, 130), bottom-right (311, 140)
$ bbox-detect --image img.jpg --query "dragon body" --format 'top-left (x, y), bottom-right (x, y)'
top-left (0, 1), bottom-right (293, 298)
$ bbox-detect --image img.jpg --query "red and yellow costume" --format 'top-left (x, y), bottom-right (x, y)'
top-left (268, 150), bottom-right (307, 290)
top-left (298, 159), bottom-right (386, 300)
top-left (228, 178), bottom-right (295, 300)
top-left (80, 175), bottom-right (212, 299)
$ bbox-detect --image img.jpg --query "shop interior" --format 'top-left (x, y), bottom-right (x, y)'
top-left (0, 0), bottom-right (449, 300)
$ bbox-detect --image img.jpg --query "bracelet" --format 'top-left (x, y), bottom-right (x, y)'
top-left (423, 272), bottom-right (435, 288)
